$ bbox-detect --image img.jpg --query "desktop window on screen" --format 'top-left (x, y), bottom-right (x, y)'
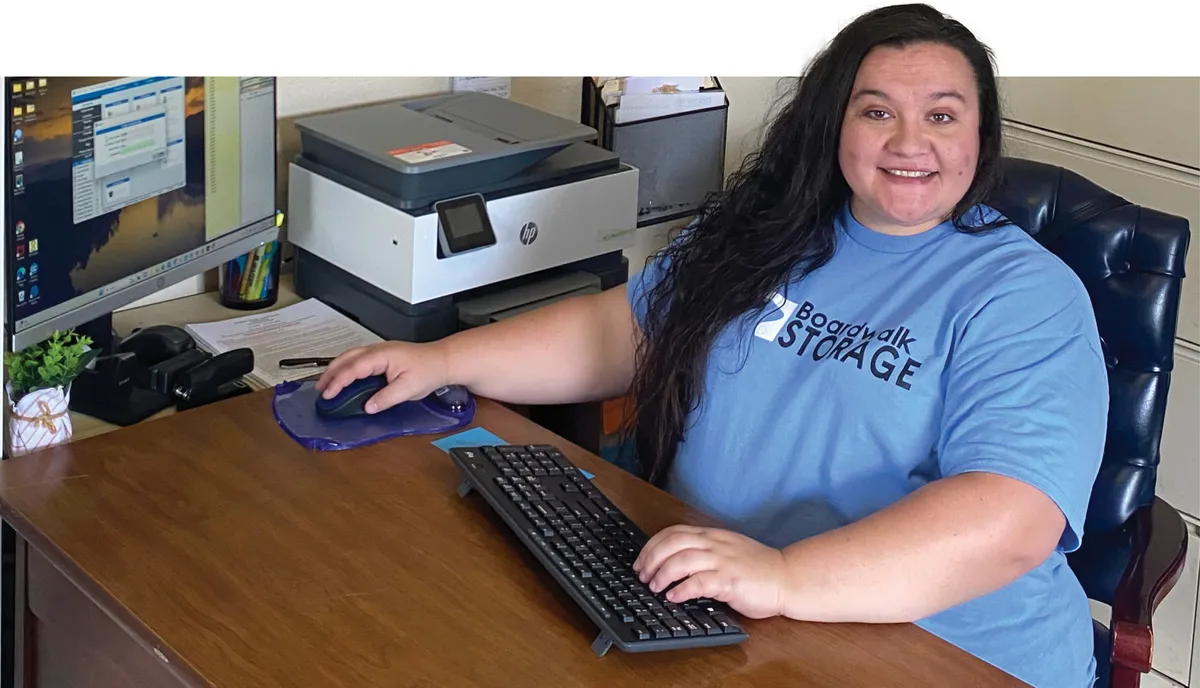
top-left (6, 76), bottom-right (276, 330)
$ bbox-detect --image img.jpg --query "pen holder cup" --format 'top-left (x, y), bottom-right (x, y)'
top-left (219, 240), bottom-right (282, 310)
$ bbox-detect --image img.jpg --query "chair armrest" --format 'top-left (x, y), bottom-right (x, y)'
top-left (1110, 496), bottom-right (1189, 686)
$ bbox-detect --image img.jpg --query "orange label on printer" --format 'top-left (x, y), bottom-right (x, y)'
top-left (388, 140), bottom-right (472, 165)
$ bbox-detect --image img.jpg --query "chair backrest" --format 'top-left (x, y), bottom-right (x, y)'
top-left (986, 157), bottom-right (1191, 542)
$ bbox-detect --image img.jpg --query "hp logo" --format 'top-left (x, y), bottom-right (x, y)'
top-left (519, 222), bottom-right (539, 245)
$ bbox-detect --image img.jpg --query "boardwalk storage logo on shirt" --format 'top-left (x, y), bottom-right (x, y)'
top-left (753, 292), bottom-right (800, 340)
top-left (754, 293), bottom-right (924, 390)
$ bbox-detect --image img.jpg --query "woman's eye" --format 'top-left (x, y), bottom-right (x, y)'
top-left (865, 110), bottom-right (889, 120)
top-left (930, 113), bottom-right (955, 123)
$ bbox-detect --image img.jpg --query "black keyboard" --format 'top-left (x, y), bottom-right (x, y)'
top-left (448, 443), bottom-right (749, 656)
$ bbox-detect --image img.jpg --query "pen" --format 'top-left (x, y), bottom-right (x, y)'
top-left (279, 357), bottom-right (335, 370)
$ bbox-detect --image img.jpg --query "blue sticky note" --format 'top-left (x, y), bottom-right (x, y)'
top-left (432, 427), bottom-right (508, 453)
top-left (432, 427), bottom-right (595, 480)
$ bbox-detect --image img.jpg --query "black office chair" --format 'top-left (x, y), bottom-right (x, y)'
top-left (988, 156), bottom-right (1192, 688)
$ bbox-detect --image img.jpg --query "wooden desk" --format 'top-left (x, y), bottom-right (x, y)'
top-left (0, 390), bottom-right (1024, 687)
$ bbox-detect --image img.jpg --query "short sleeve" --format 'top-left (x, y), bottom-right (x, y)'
top-left (627, 252), bottom-right (669, 328)
top-left (627, 220), bottom-right (697, 328)
top-left (936, 270), bottom-right (1109, 553)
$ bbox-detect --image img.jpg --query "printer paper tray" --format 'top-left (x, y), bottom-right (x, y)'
top-left (457, 271), bottom-right (601, 327)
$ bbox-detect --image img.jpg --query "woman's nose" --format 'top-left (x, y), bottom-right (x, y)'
top-left (886, 119), bottom-right (931, 157)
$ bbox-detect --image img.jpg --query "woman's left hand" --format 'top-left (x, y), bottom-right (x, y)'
top-left (632, 525), bottom-right (789, 620)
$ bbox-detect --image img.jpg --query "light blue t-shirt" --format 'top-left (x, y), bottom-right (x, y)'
top-left (627, 203), bottom-right (1108, 688)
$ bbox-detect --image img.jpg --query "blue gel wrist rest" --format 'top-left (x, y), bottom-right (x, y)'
top-left (273, 379), bottom-right (475, 451)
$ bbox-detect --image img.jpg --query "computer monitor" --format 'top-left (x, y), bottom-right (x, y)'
top-left (4, 76), bottom-right (280, 352)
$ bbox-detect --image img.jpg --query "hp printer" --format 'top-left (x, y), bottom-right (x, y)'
top-left (286, 92), bottom-right (641, 342)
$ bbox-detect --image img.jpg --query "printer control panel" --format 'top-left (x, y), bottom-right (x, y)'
top-left (434, 194), bottom-right (498, 258)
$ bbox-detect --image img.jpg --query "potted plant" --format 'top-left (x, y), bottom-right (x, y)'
top-left (4, 329), bottom-right (98, 457)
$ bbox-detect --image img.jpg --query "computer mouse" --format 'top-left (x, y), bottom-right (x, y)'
top-left (429, 385), bottom-right (471, 414)
top-left (315, 374), bottom-right (389, 419)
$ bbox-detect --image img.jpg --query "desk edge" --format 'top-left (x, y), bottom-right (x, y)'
top-left (0, 500), bottom-right (211, 687)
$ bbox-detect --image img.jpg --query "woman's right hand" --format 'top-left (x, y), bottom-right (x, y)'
top-left (314, 341), bottom-right (452, 415)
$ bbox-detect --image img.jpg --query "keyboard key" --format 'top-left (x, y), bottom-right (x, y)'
top-left (690, 611), bottom-right (722, 636)
top-left (679, 617), bottom-right (704, 637)
top-left (710, 613), bottom-right (742, 634)
top-left (664, 619), bottom-right (688, 638)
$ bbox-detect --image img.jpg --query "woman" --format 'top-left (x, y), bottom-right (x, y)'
top-left (318, 4), bottom-right (1108, 686)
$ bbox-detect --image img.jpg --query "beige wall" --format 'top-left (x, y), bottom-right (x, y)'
top-left (999, 77), bottom-right (1200, 169)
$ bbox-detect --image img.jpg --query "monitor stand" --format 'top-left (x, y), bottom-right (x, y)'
top-left (75, 312), bottom-right (117, 356)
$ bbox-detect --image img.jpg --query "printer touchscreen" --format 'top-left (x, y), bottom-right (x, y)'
top-left (435, 193), bottom-right (498, 256)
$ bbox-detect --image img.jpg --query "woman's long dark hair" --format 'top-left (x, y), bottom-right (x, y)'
top-left (625, 3), bottom-right (1008, 487)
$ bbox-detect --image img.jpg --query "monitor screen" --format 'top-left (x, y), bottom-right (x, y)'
top-left (5, 76), bottom-right (277, 347)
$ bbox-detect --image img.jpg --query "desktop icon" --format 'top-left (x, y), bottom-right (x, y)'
top-left (29, 263), bottom-right (37, 276)
top-left (30, 285), bottom-right (38, 299)
top-left (12, 106), bottom-right (21, 118)
top-left (11, 83), bottom-right (21, 94)
top-left (15, 220), bottom-right (24, 234)
top-left (14, 150), bottom-right (22, 167)
top-left (26, 103), bottom-right (35, 114)
top-left (15, 174), bottom-right (23, 191)
top-left (17, 290), bottom-right (24, 303)
top-left (13, 128), bottom-right (21, 143)
top-left (25, 81), bottom-right (34, 91)
top-left (15, 243), bottom-right (25, 258)
top-left (16, 267), bottom-right (25, 281)
top-left (28, 238), bottom-right (38, 253)
top-left (38, 78), bottom-right (47, 88)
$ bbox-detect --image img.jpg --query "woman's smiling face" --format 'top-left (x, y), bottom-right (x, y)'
top-left (838, 41), bottom-right (982, 235)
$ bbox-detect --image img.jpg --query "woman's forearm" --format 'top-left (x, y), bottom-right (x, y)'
top-left (778, 472), bottom-right (1065, 624)
top-left (441, 286), bottom-right (638, 406)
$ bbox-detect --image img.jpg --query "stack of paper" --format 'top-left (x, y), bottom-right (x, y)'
top-left (451, 77), bottom-right (511, 99)
top-left (593, 76), bottom-right (725, 124)
top-left (184, 298), bottom-right (383, 388)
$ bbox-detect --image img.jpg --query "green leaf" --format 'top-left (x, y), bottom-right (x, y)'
top-left (5, 328), bottom-right (96, 401)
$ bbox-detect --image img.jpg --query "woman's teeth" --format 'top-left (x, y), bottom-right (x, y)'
top-left (886, 169), bottom-right (934, 178)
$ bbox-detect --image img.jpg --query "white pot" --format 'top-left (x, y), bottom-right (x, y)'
top-left (6, 383), bottom-right (73, 457)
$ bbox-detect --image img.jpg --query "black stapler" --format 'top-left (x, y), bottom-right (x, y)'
top-left (69, 325), bottom-right (256, 426)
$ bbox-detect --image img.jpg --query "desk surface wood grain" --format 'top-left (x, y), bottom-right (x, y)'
top-left (0, 390), bottom-right (1025, 687)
